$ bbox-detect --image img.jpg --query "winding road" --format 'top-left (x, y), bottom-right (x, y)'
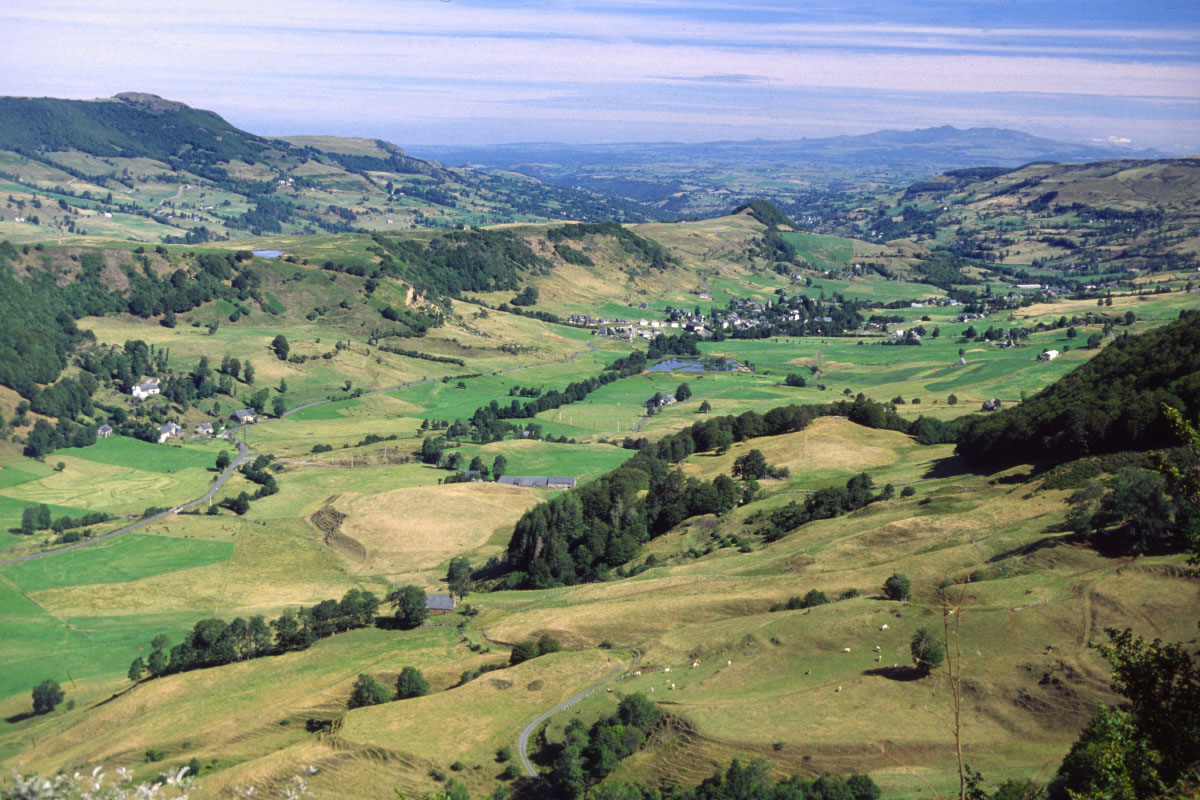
top-left (517, 654), bottom-right (640, 778)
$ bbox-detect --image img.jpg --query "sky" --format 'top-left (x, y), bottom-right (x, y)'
top-left (1, 1), bottom-right (1198, 151)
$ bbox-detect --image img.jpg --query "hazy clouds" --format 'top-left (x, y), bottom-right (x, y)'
top-left (1, 0), bottom-right (1197, 148)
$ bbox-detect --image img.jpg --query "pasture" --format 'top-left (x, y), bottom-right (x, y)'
top-left (0, 436), bottom-right (224, 551)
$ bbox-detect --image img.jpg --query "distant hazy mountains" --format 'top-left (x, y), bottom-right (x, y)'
top-left (409, 126), bottom-right (1171, 215)
top-left (412, 126), bottom-right (1168, 172)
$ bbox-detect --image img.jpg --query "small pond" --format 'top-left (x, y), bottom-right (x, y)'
top-left (251, 249), bottom-right (286, 258)
top-left (647, 358), bottom-right (743, 373)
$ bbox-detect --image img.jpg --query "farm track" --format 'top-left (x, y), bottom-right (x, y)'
top-left (517, 652), bottom-right (641, 778)
top-left (0, 338), bottom-right (601, 566)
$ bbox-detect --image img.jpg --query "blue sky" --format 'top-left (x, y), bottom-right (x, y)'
top-left (1, 1), bottom-right (1197, 150)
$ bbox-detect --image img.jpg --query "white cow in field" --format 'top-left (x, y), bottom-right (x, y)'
top-left (880, 624), bottom-right (889, 631)
top-left (842, 647), bottom-right (851, 653)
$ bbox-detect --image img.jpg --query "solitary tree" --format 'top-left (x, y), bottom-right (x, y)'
top-left (396, 666), bottom-right (430, 699)
top-left (348, 673), bottom-right (393, 708)
top-left (271, 335), bottom-right (290, 361)
top-left (732, 449), bottom-right (769, 480)
top-left (31, 679), bottom-right (64, 715)
top-left (675, 382), bottom-right (692, 402)
top-left (447, 556), bottom-right (472, 600)
top-left (910, 627), bottom-right (945, 676)
top-left (272, 397), bottom-right (287, 418)
top-left (215, 450), bottom-right (231, 471)
top-left (492, 454), bottom-right (508, 480)
top-left (388, 585), bottom-right (429, 628)
top-left (698, 400), bottom-right (712, 414)
top-left (19, 505), bottom-right (37, 534)
top-left (883, 573), bottom-right (912, 602)
top-left (242, 360), bottom-right (255, 384)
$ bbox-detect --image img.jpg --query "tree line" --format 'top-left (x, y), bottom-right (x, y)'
top-left (127, 585), bottom-right (432, 682)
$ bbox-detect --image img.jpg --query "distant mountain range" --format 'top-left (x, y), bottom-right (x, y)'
top-left (408, 127), bottom-right (1172, 217)
top-left (412, 126), bottom-right (1169, 172)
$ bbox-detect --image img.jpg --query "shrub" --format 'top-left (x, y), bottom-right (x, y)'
top-left (396, 666), bottom-right (430, 699)
top-left (510, 640), bottom-right (539, 666)
top-left (883, 573), bottom-right (912, 601)
top-left (901, 485), bottom-right (916, 497)
top-left (31, 679), bottom-right (64, 715)
top-left (348, 673), bottom-right (393, 708)
top-left (910, 627), bottom-right (945, 676)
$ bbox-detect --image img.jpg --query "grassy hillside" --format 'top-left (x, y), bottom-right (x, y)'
top-left (2, 419), bottom-right (1193, 799)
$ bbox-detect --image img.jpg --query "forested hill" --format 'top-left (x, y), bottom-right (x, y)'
top-left (956, 311), bottom-right (1200, 468)
top-left (0, 93), bottom-right (669, 242)
top-left (0, 94), bottom-right (272, 166)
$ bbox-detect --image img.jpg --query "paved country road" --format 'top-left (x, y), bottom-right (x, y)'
top-left (517, 654), bottom-right (640, 778)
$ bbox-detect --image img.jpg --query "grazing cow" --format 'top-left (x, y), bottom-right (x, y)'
top-left (873, 646), bottom-right (882, 652)
top-left (881, 624), bottom-right (889, 630)
top-left (842, 647), bottom-right (851, 653)
top-left (836, 686), bottom-right (842, 693)
top-left (664, 667), bottom-right (671, 673)
top-left (727, 660), bottom-right (732, 666)
top-left (804, 669), bottom-right (812, 675)
top-left (633, 670), bottom-right (641, 676)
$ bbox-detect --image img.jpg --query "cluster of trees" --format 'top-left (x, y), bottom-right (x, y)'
top-left (748, 473), bottom-right (890, 542)
top-left (0, 241), bottom-right (275, 428)
top-left (18, 504), bottom-right (111, 535)
top-left (546, 222), bottom-right (677, 271)
top-left (22, 417), bottom-right (98, 458)
top-left (546, 694), bottom-right (662, 798)
top-left (590, 757), bottom-right (881, 800)
top-left (128, 588), bottom-right (387, 680)
top-left (372, 228), bottom-right (547, 301)
top-left (956, 311), bottom-right (1200, 468)
top-left (509, 633), bottom-right (562, 665)
top-left (1065, 465), bottom-right (1197, 555)
top-left (348, 666), bottom-right (429, 709)
top-left (647, 332), bottom-right (701, 359)
top-left (502, 446), bottom-right (743, 587)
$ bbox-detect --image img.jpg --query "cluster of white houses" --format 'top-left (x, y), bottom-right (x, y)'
top-left (104, 379), bottom-right (260, 443)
